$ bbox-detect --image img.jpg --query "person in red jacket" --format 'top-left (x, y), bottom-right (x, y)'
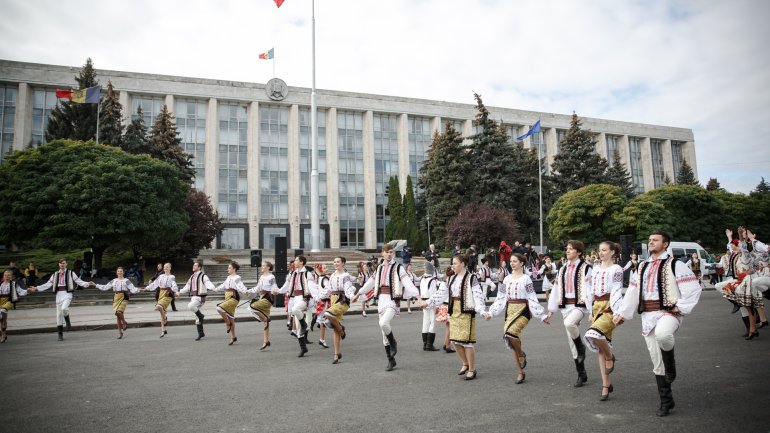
top-left (499, 241), bottom-right (512, 271)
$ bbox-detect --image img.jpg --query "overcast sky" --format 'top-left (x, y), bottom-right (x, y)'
top-left (1, 0), bottom-right (768, 193)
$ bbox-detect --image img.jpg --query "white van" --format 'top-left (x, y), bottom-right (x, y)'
top-left (638, 241), bottom-right (711, 282)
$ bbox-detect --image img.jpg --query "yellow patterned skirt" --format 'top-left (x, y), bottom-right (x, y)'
top-left (449, 300), bottom-right (476, 344)
top-left (249, 295), bottom-right (272, 320)
top-left (0, 297), bottom-right (14, 311)
top-left (217, 291), bottom-right (238, 318)
top-left (157, 288), bottom-right (174, 311)
top-left (504, 302), bottom-right (530, 339)
top-left (112, 292), bottom-right (129, 314)
top-left (326, 293), bottom-right (350, 321)
top-left (584, 299), bottom-right (616, 352)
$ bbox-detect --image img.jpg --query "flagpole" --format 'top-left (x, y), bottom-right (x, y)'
top-left (537, 119), bottom-right (543, 250)
top-left (310, 0), bottom-right (320, 252)
top-left (96, 97), bottom-right (101, 145)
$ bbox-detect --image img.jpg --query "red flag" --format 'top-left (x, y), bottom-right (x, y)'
top-left (274, 0), bottom-right (284, 7)
top-left (55, 89), bottom-right (72, 99)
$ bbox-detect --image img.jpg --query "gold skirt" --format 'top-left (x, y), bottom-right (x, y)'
top-left (504, 303), bottom-right (530, 339)
top-left (326, 294), bottom-right (350, 321)
top-left (112, 293), bottom-right (128, 314)
top-left (157, 289), bottom-right (174, 311)
top-left (449, 299), bottom-right (476, 344)
top-left (218, 291), bottom-right (238, 317)
top-left (249, 295), bottom-right (272, 320)
top-left (0, 297), bottom-right (14, 311)
top-left (588, 299), bottom-right (615, 341)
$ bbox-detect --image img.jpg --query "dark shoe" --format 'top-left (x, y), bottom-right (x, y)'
top-left (228, 336), bottom-right (238, 346)
top-left (600, 384), bottom-right (614, 401)
top-left (519, 351), bottom-right (527, 369)
top-left (318, 340), bottom-right (328, 348)
top-left (122, 321), bottom-right (128, 331)
top-left (758, 321), bottom-right (769, 329)
top-left (745, 331), bottom-right (759, 340)
top-left (731, 301), bottom-right (741, 314)
top-left (444, 345), bottom-right (455, 353)
top-left (574, 359), bottom-right (588, 387)
top-left (572, 337), bottom-right (586, 364)
top-left (64, 315), bottom-right (72, 330)
top-left (386, 332), bottom-right (398, 357)
top-left (661, 348), bottom-right (676, 383)
top-left (742, 316), bottom-right (751, 337)
top-left (655, 375), bottom-right (675, 416)
top-left (195, 323), bottom-right (205, 341)
top-left (464, 370), bottom-right (477, 381)
top-left (57, 325), bottom-right (64, 341)
top-left (260, 341), bottom-right (271, 350)
top-left (117, 333), bottom-right (123, 339)
top-left (605, 354), bottom-right (616, 375)
top-left (160, 330), bottom-right (167, 338)
top-left (458, 365), bottom-right (469, 375)
top-left (422, 333), bottom-right (428, 351)
top-left (516, 372), bottom-right (526, 384)
top-left (426, 333), bottom-right (439, 351)
top-left (332, 353), bottom-right (342, 364)
top-left (226, 323), bottom-right (231, 334)
top-left (298, 338), bottom-right (308, 357)
top-left (340, 325), bottom-right (346, 340)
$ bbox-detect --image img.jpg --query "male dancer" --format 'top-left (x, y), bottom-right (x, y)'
top-left (178, 260), bottom-right (215, 341)
top-left (275, 255), bottom-right (318, 357)
top-left (614, 230), bottom-right (702, 417)
top-left (29, 258), bottom-right (93, 341)
top-left (420, 261), bottom-right (442, 351)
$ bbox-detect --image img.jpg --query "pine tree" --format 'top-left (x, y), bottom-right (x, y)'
top-left (550, 112), bottom-right (609, 193)
top-left (705, 177), bottom-right (722, 191)
top-left (605, 149), bottom-right (635, 196)
top-left (384, 176), bottom-right (404, 241)
top-left (509, 138), bottom-right (548, 243)
top-left (754, 177), bottom-right (770, 194)
top-left (45, 58), bottom-right (100, 142)
top-left (663, 174), bottom-right (672, 185)
top-left (98, 81), bottom-right (123, 147)
top-left (147, 105), bottom-right (195, 184)
top-left (675, 158), bottom-right (699, 186)
top-left (122, 107), bottom-right (150, 154)
top-left (402, 175), bottom-right (427, 251)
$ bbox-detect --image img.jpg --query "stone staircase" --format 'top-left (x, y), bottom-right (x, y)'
top-left (196, 248), bottom-right (375, 273)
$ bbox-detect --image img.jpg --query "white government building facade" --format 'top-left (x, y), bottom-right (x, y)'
top-left (0, 59), bottom-right (696, 251)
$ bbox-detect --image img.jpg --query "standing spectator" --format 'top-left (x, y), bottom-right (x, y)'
top-left (499, 241), bottom-right (512, 271)
top-left (512, 241), bottom-right (527, 256)
top-left (524, 242), bottom-right (538, 265)
top-left (24, 262), bottom-right (39, 287)
top-left (451, 245), bottom-right (462, 257)
top-left (468, 245), bottom-right (479, 273)
top-left (424, 244), bottom-right (440, 269)
top-left (136, 255), bottom-right (146, 285)
top-left (72, 258), bottom-right (83, 282)
top-left (402, 246), bottom-right (412, 267)
top-left (6, 261), bottom-right (23, 282)
top-left (558, 256), bottom-right (568, 270)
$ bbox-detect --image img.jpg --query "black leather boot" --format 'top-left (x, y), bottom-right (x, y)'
top-left (574, 359), bottom-right (588, 387)
top-left (655, 375), bottom-right (675, 416)
top-left (422, 333), bottom-right (428, 351)
top-left (661, 348), bottom-right (676, 383)
top-left (299, 317), bottom-right (309, 339)
top-left (57, 325), bottom-right (64, 341)
top-left (741, 316), bottom-right (751, 337)
top-left (195, 323), bottom-right (205, 341)
top-left (195, 310), bottom-right (205, 323)
top-left (386, 332), bottom-right (397, 357)
top-left (385, 345), bottom-right (396, 371)
top-left (426, 333), bottom-right (439, 351)
top-left (572, 336), bottom-right (586, 364)
top-left (730, 301), bottom-right (741, 314)
top-left (64, 315), bottom-right (72, 330)
top-left (298, 335), bottom-right (308, 357)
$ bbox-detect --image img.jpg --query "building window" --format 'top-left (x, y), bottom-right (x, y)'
top-left (441, 119), bottom-right (465, 135)
top-left (409, 116), bottom-right (431, 177)
top-left (31, 88), bottom-right (65, 146)
top-left (0, 85), bottom-right (16, 161)
top-left (130, 95), bottom-right (164, 126)
top-left (556, 129), bottom-right (567, 156)
top-left (671, 140), bottom-right (685, 180)
top-left (532, 132), bottom-right (548, 174)
top-left (629, 137), bottom-right (644, 194)
top-left (338, 111), bottom-right (365, 248)
top-left (299, 108), bottom-right (327, 222)
top-left (218, 102), bottom-right (249, 221)
top-left (606, 135), bottom-right (619, 166)
top-left (176, 99), bottom-right (207, 191)
top-left (504, 124), bottom-right (520, 145)
top-left (375, 113), bottom-right (400, 244)
top-left (259, 104), bottom-right (289, 222)
top-left (650, 139), bottom-right (665, 188)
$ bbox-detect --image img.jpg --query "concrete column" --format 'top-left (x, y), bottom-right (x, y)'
top-left (247, 101), bottom-right (260, 248)
top-left (363, 110), bottom-right (377, 249)
top-left (13, 82), bottom-right (29, 151)
top-left (596, 132), bottom-right (607, 159)
top-left (686, 141), bottom-right (698, 179)
top-left (204, 98), bottom-right (219, 208)
top-left (640, 137), bottom-right (654, 192)
top-left (164, 94), bottom-right (174, 115)
top-left (462, 119), bottom-right (473, 145)
top-left (618, 135), bottom-right (631, 171)
top-left (544, 127), bottom-right (557, 170)
top-left (326, 108), bottom-right (340, 248)
top-left (118, 91), bottom-right (130, 127)
top-left (397, 113), bottom-right (410, 192)
top-left (287, 104), bottom-right (300, 249)
top-left (430, 116), bottom-right (441, 135)
top-left (662, 139), bottom-right (674, 182)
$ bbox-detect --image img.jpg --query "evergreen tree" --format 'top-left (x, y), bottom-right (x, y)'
top-left (402, 175), bottom-right (427, 251)
top-left (46, 58), bottom-right (101, 143)
top-left (754, 177), bottom-right (770, 194)
top-left (147, 105), bottom-right (195, 184)
top-left (98, 81), bottom-right (123, 147)
top-left (122, 107), bottom-right (150, 154)
top-left (605, 148), bottom-right (635, 196)
top-left (705, 177), bottom-right (722, 191)
top-left (675, 158), bottom-right (699, 186)
top-left (418, 124), bottom-right (470, 247)
top-left (550, 112), bottom-right (609, 193)
top-left (384, 176), bottom-right (404, 241)
top-left (663, 174), bottom-right (672, 185)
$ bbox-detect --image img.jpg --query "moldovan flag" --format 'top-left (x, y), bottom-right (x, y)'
top-left (274, 0), bottom-right (285, 7)
top-left (259, 48), bottom-right (274, 60)
top-left (56, 85), bottom-right (101, 104)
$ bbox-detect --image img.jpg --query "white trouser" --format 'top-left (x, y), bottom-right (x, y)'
top-left (422, 307), bottom-right (436, 333)
top-left (752, 276), bottom-right (770, 293)
top-left (55, 291), bottom-right (73, 326)
top-left (188, 296), bottom-right (204, 314)
top-left (291, 299), bottom-right (308, 334)
top-left (563, 308), bottom-right (585, 359)
top-left (643, 314), bottom-right (679, 375)
top-left (715, 278), bottom-right (735, 295)
top-left (480, 281), bottom-right (495, 298)
top-left (379, 307), bottom-right (397, 345)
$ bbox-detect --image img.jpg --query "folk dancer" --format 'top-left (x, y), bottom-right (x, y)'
top-left (477, 257), bottom-right (496, 301)
top-left (356, 261), bottom-right (372, 317)
top-left (314, 264), bottom-right (331, 348)
top-left (323, 257), bottom-right (358, 364)
top-left (613, 230), bottom-right (702, 417)
top-left (715, 231), bottom-right (743, 314)
top-left (28, 258), bottom-right (93, 341)
top-left (0, 270), bottom-right (30, 343)
top-left (354, 244), bottom-right (419, 371)
top-left (274, 256), bottom-right (318, 357)
top-left (747, 231), bottom-right (770, 327)
top-left (247, 261), bottom-right (278, 350)
top-left (482, 253), bottom-right (547, 385)
top-left (95, 267), bottom-right (140, 339)
top-left (178, 260), bottom-right (215, 341)
top-left (142, 262), bottom-right (178, 338)
top-left (420, 253), bottom-right (485, 380)
top-left (211, 261), bottom-right (250, 345)
top-left (721, 228), bottom-right (767, 339)
top-left (584, 242), bottom-right (624, 401)
top-left (419, 261), bottom-right (443, 352)
top-left (545, 240), bottom-right (593, 387)
top-left (405, 263), bottom-right (418, 314)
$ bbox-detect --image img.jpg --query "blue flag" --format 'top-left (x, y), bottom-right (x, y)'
top-left (516, 120), bottom-right (541, 141)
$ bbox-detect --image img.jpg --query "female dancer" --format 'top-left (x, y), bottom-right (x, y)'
top-left (212, 261), bottom-right (249, 345)
top-left (356, 261), bottom-right (372, 317)
top-left (421, 253), bottom-right (485, 380)
top-left (323, 256), bottom-right (357, 364)
top-left (142, 262), bottom-right (178, 337)
top-left (584, 241), bottom-right (624, 400)
top-left (247, 261), bottom-right (278, 350)
top-left (0, 270), bottom-right (30, 343)
top-left (314, 263), bottom-right (331, 348)
top-left (95, 267), bottom-right (139, 339)
top-left (440, 266), bottom-right (455, 353)
top-left (483, 253), bottom-right (546, 384)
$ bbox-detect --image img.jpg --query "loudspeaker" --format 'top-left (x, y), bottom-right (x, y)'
top-left (273, 271), bottom-right (287, 308)
top-left (275, 237), bottom-right (288, 273)
top-left (250, 250), bottom-right (262, 268)
top-left (619, 235), bottom-right (634, 258)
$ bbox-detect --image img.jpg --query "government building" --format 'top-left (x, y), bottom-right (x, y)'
top-left (0, 59), bottom-right (696, 251)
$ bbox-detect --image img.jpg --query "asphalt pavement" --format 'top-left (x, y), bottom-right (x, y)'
top-left (1, 290), bottom-right (768, 433)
